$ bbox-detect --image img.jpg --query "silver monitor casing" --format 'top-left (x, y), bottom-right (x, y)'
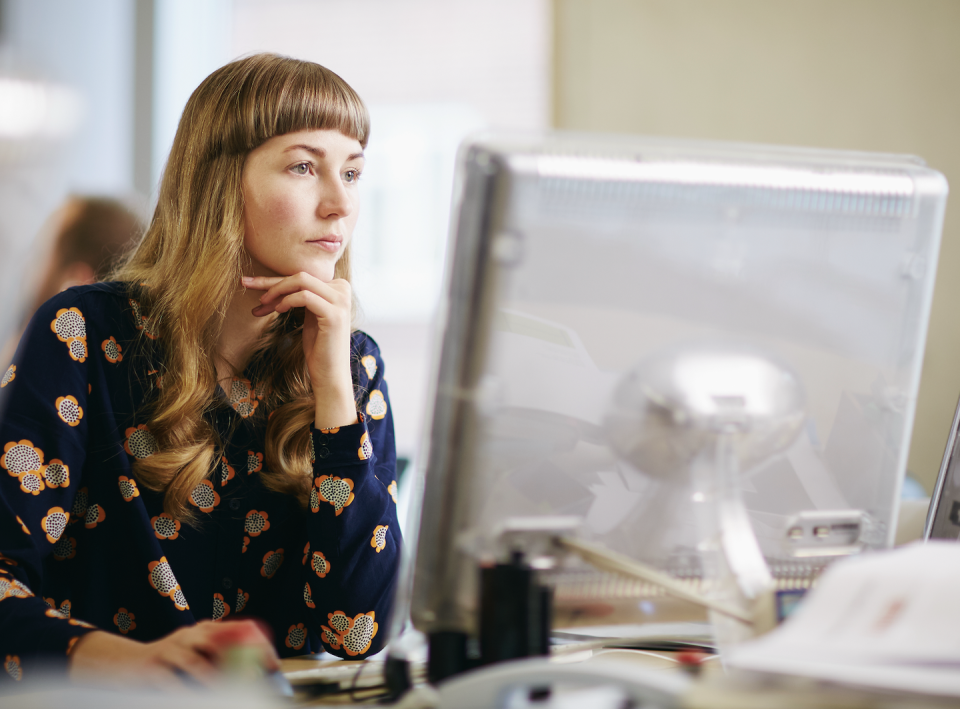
top-left (410, 132), bottom-right (948, 636)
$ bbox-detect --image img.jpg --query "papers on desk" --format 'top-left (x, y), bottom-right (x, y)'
top-left (726, 541), bottom-right (960, 697)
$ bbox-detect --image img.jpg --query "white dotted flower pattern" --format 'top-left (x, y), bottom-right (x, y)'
top-left (321, 611), bottom-right (378, 657)
top-left (365, 390), bottom-right (387, 421)
top-left (50, 307), bottom-right (87, 362)
top-left (361, 355), bottom-right (377, 380)
top-left (147, 556), bottom-right (189, 610)
top-left (314, 475), bottom-right (355, 516)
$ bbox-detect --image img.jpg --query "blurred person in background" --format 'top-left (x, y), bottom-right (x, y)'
top-left (30, 196), bottom-right (143, 313)
top-left (0, 196), bottom-right (143, 367)
top-left (0, 53), bottom-right (400, 688)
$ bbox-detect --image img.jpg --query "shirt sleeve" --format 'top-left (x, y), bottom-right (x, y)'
top-left (0, 291), bottom-right (99, 678)
top-left (301, 334), bottom-right (402, 659)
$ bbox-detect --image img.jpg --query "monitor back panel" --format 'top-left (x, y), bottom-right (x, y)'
top-left (411, 133), bottom-right (948, 634)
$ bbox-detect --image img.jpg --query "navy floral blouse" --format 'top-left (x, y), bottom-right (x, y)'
top-left (0, 282), bottom-right (401, 685)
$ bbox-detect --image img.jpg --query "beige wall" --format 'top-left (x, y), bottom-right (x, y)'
top-left (553, 0), bottom-right (960, 492)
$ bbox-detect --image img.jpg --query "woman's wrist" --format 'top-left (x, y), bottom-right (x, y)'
top-left (312, 372), bottom-right (357, 430)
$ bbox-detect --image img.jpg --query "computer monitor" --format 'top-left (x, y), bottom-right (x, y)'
top-left (408, 131), bottom-right (947, 670)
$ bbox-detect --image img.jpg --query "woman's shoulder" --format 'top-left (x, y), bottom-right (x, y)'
top-left (351, 329), bottom-right (384, 360)
top-left (35, 281), bottom-right (132, 314)
top-left (30, 281), bottom-right (138, 337)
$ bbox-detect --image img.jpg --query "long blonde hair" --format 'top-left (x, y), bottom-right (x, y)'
top-left (113, 53), bottom-right (369, 522)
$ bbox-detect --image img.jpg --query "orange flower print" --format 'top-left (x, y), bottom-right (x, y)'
top-left (41, 507), bottom-right (70, 543)
top-left (114, 607), bottom-right (136, 634)
top-left (2, 439), bottom-right (44, 477)
top-left (371, 525), bottom-right (388, 553)
top-left (124, 425), bottom-right (157, 459)
top-left (1, 364), bottom-right (14, 388)
top-left (0, 577), bottom-right (33, 600)
top-left (151, 513), bottom-right (180, 540)
top-left (341, 611), bottom-right (378, 657)
top-left (147, 556), bottom-right (189, 610)
top-left (68, 618), bottom-right (96, 628)
top-left (365, 390), bottom-right (387, 421)
top-left (147, 369), bottom-right (163, 389)
top-left (15, 516), bottom-right (29, 535)
top-left (71, 487), bottom-right (89, 525)
top-left (0, 553), bottom-right (17, 568)
top-left (188, 480), bottom-right (220, 512)
top-left (318, 426), bottom-right (340, 434)
top-left (302, 542), bottom-right (310, 565)
top-left (236, 588), bottom-right (249, 614)
top-left (244, 510), bottom-right (270, 537)
top-left (50, 307), bottom-right (87, 362)
top-left (118, 475), bottom-right (139, 501)
top-left (320, 626), bottom-right (341, 651)
top-left (361, 354), bottom-right (377, 380)
top-left (55, 396), bottom-right (84, 427)
top-left (52, 536), bottom-right (76, 560)
top-left (387, 480), bottom-right (398, 504)
top-left (261, 549), bottom-right (284, 579)
top-left (247, 451), bottom-right (262, 475)
top-left (311, 551), bottom-right (331, 578)
top-left (227, 378), bottom-right (258, 418)
top-left (212, 593), bottom-right (230, 622)
top-left (101, 336), bottom-right (123, 363)
top-left (220, 457), bottom-right (235, 487)
top-left (66, 636), bottom-right (80, 655)
top-left (315, 475), bottom-right (355, 516)
top-left (324, 611), bottom-right (379, 657)
top-left (17, 470), bottom-right (44, 495)
top-left (309, 484), bottom-right (320, 513)
top-left (43, 460), bottom-right (70, 489)
top-left (5, 654), bottom-right (21, 681)
top-left (358, 432), bottom-right (372, 461)
top-left (45, 607), bottom-right (66, 619)
top-left (43, 598), bottom-right (71, 618)
top-left (129, 299), bottom-right (159, 340)
top-left (242, 536), bottom-right (250, 554)
top-left (84, 503), bottom-right (105, 529)
top-left (285, 623), bottom-right (307, 650)
top-left (304, 582), bottom-right (315, 609)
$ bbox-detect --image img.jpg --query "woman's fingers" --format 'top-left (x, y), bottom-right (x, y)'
top-left (246, 273), bottom-right (351, 318)
top-left (243, 272), bottom-right (348, 306)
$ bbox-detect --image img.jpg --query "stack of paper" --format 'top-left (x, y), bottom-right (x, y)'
top-left (726, 541), bottom-right (960, 697)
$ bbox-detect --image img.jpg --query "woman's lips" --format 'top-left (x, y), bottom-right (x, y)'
top-left (308, 237), bottom-right (342, 252)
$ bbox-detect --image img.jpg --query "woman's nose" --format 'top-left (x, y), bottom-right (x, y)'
top-left (317, 174), bottom-right (352, 219)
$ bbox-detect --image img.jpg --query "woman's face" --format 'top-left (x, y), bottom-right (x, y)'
top-left (241, 129), bottom-right (364, 282)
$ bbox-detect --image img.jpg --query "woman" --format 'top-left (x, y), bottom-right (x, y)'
top-left (0, 53), bottom-right (401, 686)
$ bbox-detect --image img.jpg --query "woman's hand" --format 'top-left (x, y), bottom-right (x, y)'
top-left (67, 620), bottom-right (279, 688)
top-left (242, 273), bottom-right (358, 429)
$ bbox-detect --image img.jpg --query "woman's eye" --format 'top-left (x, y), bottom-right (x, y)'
top-left (343, 169), bottom-right (361, 184)
top-left (292, 163), bottom-right (310, 175)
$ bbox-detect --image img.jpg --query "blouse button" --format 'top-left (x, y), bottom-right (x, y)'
top-left (317, 446), bottom-right (330, 459)
top-left (222, 577), bottom-right (232, 590)
top-left (229, 498), bottom-right (241, 511)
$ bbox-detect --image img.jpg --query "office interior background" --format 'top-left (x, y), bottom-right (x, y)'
top-left (0, 0), bottom-right (957, 531)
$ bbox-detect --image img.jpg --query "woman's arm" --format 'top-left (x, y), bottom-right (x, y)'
top-left (242, 273), bottom-right (402, 658)
top-left (0, 291), bottom-right (98, 676)
top-left (303, 339), bottom-right (401, 658)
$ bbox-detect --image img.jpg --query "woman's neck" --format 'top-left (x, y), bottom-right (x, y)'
top-left (216, 285), bottom-right (276, 386)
